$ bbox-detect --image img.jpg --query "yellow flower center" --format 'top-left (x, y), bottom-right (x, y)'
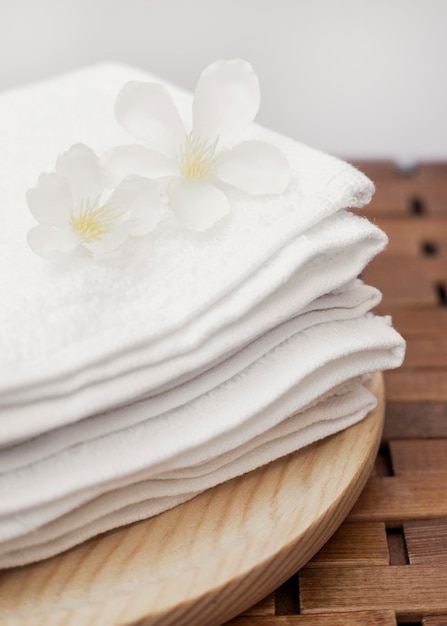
top-left (70, 198), bottom-right (118, 243)
top-left (179, 133), bottom-right (218, 181)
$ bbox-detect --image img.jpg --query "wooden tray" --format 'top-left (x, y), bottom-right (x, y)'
top-left (0, 373), bottom-right (384, 626)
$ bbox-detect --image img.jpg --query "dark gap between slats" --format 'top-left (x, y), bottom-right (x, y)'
top-left (409, 196), bottom-right (427, 215)
top-left (435, 282), bottom-right (447, 306)
top-left (386, 527), bottom-right (409, 565)
top-left (375, 442), bottom-right (393, 476)
top-left (421, 240), bottom-right (439, 256)
top-left (275, 571), bottom-right (300, 615)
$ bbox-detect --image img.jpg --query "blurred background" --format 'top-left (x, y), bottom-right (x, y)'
top-left (1, 0), bottom-right (446, 162)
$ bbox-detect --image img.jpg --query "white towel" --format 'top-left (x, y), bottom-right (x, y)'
top-left (0, 210), bottom-right (387, 446)
top-left (0, 63), bottom-right (406, 569)
top-left (0, 280), bottom-right (380, 472)
top-left (0, 64), bottom-right (373, 399)
top-left (0, 314), bottom-right (404, 543)
top-left (0, 384), bottom-right (377, 568)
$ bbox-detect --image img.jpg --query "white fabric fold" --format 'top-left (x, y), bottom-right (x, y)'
top-left (0, 280), bottom-right (379, 472)
top-left (0, 63), bottom-right (406, 570)
top-left (0, 384), bottom-right (376, 568)
top-left (0, 64), bottom-right (374, 403)
top-left (0, 314), bottom-right (404, 536)
top-left (0, 210), bottom-right (387, 445)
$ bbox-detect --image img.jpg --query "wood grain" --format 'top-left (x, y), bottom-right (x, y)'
top-left (401, 338), bottom-right (447, 368)
top-left (374, 307), bottom-right (447, 338)
top-left (349, 474), bottom-right (447, 523)
top-left (226, 611), bottom-right (397, 625)
top-left (300, 564), bottom-right (447, 621)
top-left (390, 440), bottom-right (447, 474)
top-left (363, 257), bottom-right (446, 306)
top-left (383, 402), bottom-right (447, 439)
top-left (0, 375), bottom-right (385, 626)
top-left (384, 370), bottom-right (447, 402)
top-left (305, 522), bottom-right (389, 568)
top-left (423, 615), bottom-right (447, 625)
top-left (404, 519), bottom-right (447, 564)
top-left (240, 595), bottom-right (275, 617)
top-left (374, 218), bottom-right (447, 256)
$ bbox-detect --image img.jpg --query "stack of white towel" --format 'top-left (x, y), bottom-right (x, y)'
top-left (0, 64), bottom-right (405, 568)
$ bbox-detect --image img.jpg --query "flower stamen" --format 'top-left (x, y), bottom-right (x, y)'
top-left (178, 133), bottom-right (218, 181)
top-left (70, 198), bottom-right (119, 242)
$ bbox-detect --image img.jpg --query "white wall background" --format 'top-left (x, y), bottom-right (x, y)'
top-left (1, 0), bottom-right (446, 161)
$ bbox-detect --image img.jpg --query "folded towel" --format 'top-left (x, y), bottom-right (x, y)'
top-left (0, 209), bottom-right (386, 446)
top-left (0, 64), bottom-right (373, 401)
top-left (0, 384), bottom-right (377, 568)
top-left (0, 62), bottom-right (406, 569)
top-left (0, 314), bottom-right (404, 543)
top-left (0, 280), bottom-right (380, 472)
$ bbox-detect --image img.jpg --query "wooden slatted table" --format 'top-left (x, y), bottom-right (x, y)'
top-left (226, 161), bottom-right (447, 626)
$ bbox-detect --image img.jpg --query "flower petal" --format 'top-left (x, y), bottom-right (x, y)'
top-left (192, 59), bottom-right (260, 145)
top-left (102, 144), bottom-right (178, 187)
top-left (55, 144), bottom-right (104, 204)
top-left (168, 178), bottom-right (229, 231)
top-left (83, 229), bottom-right (129, 255)
top-left (217, 141), bottom-right (290, 194)
top-left (115, 82), bottom-right (186, 157)
top-left (27, 225), bottom-right (81, 259)
top-left (109, 175), bottom-right (163, 235)
top-left (26, 173), bottom-right (72, 227)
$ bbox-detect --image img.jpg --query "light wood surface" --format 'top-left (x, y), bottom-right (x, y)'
top-left (0, 373), bottom-right (384, 626)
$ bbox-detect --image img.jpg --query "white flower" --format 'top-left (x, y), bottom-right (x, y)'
top-left (103, 59), bottom-right (290, 231)
top-left (26, 143), bottom-right (162, 258)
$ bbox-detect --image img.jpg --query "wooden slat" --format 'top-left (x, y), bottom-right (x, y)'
top-left (374, 307), bottom-right (447, 338)
top-left (384, 370), bottom-right (447, 402)
top-left (411, 179), bottom-right (447, 216)
top-left (226, 611), bottom-right (397, 625)
top-left (363, 257), bottom-right (446, 306)
top-left (299, 564), bottom-right (447, 621)
top-left (361, 180), bottom-right (411, 217)
top-left (414, 163), bottom-right (447, 180)
top-left (383, 402), bottom-right (447, 439)
top-left (365, 256), bottom-right (447, 282)
top-left (390, 440), bottom-right (447, 474)
top-left (404, 519), bottom-right (447, 564)
top-left (240, 594), bottom-right (275, 616)
top-left (369, 282), bottom-right (437, 308)
top-left (306, 523), bottom-right (388, 568)
top-left (348, 475), bottom-right (447, 523)
top-left (374, 218), bottom-right (447, 256)
top-left (402, 338), bottom-right (447, 368)
top-left (423, 614), bottom-right (447, 625)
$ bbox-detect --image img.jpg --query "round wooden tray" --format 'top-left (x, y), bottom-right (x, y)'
top-left (0, 373), bottom-right (384, 626)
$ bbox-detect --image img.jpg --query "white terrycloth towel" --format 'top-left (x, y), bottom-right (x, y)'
top-left (0, 64), bottom-right (374, 405)
top-left (0, 63), bottom-right (406, 569)
top-left (0, 383), bottom-right (377, 568)
top-left (0, 210), bottom-right (387, 446)
top-left (0, 314), bottom-right (404, 545)
top-left (0, 280), bottom-right (380, 472)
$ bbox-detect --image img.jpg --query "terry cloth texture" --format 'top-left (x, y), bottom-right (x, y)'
top-left (0, 63), bottom-right (405, 567)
